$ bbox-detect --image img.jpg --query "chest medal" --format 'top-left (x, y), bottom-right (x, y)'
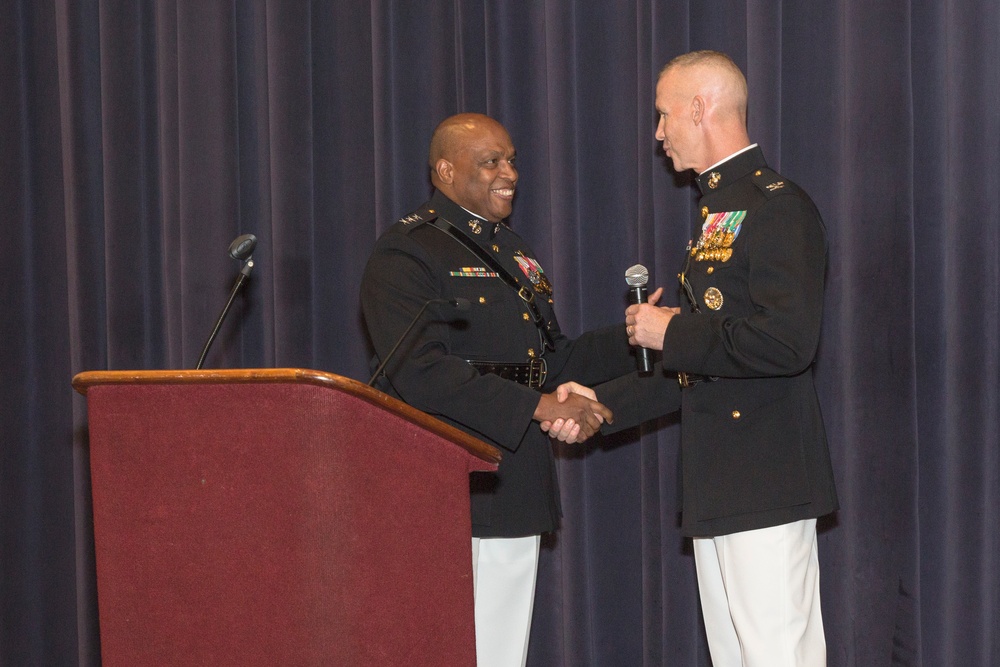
top-left (514, 251), bottom-right (553, 297)
top-left (693, 210), bottom-right (746, 262)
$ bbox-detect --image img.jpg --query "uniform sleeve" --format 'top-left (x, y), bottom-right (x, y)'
top-left (661, 195), bottom-right (827, 378)
top-left (541, 322), bottom-right (637, 390)
top-left (360, 233), bottom-right (541, 451)
top-left (593, 363), bottom-right (681, 434)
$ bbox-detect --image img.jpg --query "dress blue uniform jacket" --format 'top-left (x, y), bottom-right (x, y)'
top-left (596, 147), bottom-right (839, 537)
top-left (361, 190), bottom-right (636, 537)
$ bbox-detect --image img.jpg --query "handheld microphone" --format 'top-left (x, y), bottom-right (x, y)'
top-left (195, 234), bottom-right (257, 370)
top-left (367, 297), bottom-right (470, 386)
top-left (625, 264), bottom-right (653, 374)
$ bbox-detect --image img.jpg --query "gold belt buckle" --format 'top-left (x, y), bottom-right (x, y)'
top-left (677, 371), bottom-right (691, 388)
top-left (528, 358), bottom-right (548, 389)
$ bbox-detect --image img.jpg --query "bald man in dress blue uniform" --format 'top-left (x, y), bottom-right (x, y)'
top-left (548, 51), bottom-right (838, 666)
top-left (361, 113), bottom-right (637, 666)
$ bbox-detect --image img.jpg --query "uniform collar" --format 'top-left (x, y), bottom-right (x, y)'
top-left (695, 144), bottom-right (766, 195)
top-left (430, 190), bottom-right (504, 240)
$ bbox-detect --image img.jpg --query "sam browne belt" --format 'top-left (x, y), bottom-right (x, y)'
top-left (468, 358), bottom-right (547, 390)
top-left (430, 217), bottom-right (556, 351)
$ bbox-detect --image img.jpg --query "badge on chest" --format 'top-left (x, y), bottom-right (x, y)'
top-left (514, 251), bottom-right (553, 297)
top-left (448, 267), bottom-right (498, 278)
top-left (693, 209), bottom-right (746, 263)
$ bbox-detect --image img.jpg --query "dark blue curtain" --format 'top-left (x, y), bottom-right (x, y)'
top-left (2, 1), bottom-right (997, 665)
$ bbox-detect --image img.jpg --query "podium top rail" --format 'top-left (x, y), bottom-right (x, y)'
top-left (72, 368), bottom-right (501, 465)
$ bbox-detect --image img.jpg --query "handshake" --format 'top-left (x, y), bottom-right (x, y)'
top-left (534, 382), bottom-right (606, 444)
top-left (534, 285), bottom-right (680, 444)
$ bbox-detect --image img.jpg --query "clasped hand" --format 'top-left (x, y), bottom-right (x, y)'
top-left (538, 382), bottom-right (601, 443)
top-left (533, 390), bottom-right (612, 444)
top-left (539, 286), bottom-right (682, 443)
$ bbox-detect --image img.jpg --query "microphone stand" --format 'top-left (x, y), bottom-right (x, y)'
top-left (368, 297), bottom-right (478, 387)
top-left (367, 299), bottom-right (451, 386)
top-left (196, 257), bottom-right (254, 370)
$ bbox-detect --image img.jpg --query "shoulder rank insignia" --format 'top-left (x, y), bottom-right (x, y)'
top-left (399, 205), bottom-right (438, 226)
top-left (692, 210), bottom-right (746, 262)
top-left (766, 181), bottom-right (785, 192)
top-left (514, 251), bottom-right (553, 296)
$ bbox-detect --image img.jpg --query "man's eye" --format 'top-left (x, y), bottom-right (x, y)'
top-left (508, 157), bottom-right (516, 166)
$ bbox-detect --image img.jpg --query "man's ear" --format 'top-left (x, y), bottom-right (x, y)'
top-left (435, 158), bottom-right (454, 185)
top-left (691, 95), bottom-right (705, 125)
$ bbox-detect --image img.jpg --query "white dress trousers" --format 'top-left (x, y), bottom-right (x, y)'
top-left (693, 518), bottom-right (826, 667)
top-left (471, 535), bottom-right (541, 667)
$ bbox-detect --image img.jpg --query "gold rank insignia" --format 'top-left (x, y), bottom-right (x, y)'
top-left (513, 251), bottom-right (553, 296)
top-left (468, 219), bottom-right (483, 234)
top-left (704, 287), bottom-right (724, 310)
top-left (708, 172), bottom-right (721, 189)
top-left (693, 210), bottom-right (746, 262)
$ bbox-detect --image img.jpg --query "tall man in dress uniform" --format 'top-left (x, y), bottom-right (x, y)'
top-left (549, 51), bottom-right (839, 665)
top-left (360, 113), bottom-right (638, 666)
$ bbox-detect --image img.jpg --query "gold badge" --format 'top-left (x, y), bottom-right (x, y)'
top-left (708, 172), bottom-right (721, 189)
top-left (701, 206), bottom-right (709, 219)
top-left (703, 287), bottom-right (723, 310)
top-left (693, 210), bottom-right (745, 263)
top-left (468, 219), bottom-right (483, 234)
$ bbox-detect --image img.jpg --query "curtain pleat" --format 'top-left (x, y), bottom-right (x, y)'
top-left (1, 1), bottom-right (998, 665)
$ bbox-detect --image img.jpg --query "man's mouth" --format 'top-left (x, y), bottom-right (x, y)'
top-left (492, 187), bottom-right (515, 199)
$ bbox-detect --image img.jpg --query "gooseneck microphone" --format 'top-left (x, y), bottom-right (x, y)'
top-left (367, 297), bottom-right (471, 386)
top-left (195, 234), bottom-right (257, 370)
top-left (625, 264), bottom-right (653, 374)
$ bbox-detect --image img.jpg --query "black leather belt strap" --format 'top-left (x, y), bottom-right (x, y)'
top-left (430, 217), bottom-right (556, 351)
top-left (469, 358), bottom-right (547, 390)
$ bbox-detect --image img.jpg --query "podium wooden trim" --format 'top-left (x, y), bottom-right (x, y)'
top-left (73, 368), bottom-right (499, 666)
top-left (73, 368), bottom-right (500, 464)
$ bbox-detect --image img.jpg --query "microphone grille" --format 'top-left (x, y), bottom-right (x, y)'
top-left (625, 264), bottom-right (649, 286)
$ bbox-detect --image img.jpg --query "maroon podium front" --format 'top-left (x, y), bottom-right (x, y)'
top-left (73, 368), bottom-right (500, 666)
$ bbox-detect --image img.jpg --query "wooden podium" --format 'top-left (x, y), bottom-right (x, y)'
top-left (72, 368), bottom-right (500, 666)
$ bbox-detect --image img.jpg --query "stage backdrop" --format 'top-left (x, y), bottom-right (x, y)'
top-left (2, 1), bottom-right (997, 665)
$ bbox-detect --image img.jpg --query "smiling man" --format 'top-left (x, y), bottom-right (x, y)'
top-left (360, 113), bottom-right (635, 666)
